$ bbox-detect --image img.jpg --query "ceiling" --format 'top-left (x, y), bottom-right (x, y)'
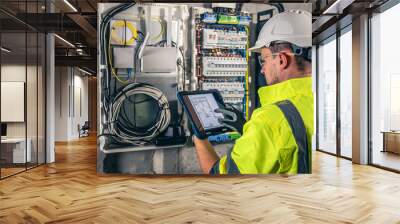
top-left (0, 0), bottom-right (392, 72)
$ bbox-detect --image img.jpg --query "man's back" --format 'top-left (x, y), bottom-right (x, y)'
top-left (215, 77), bottom-right (314, 174)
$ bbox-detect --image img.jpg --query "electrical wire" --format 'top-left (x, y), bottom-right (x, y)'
top-left (108, 20), bottom-right (142, 84)
top-left (100, 3), bottom-right (136, 142)
top-left (110, 20), bottom-right (138, 45)
top-left (151, 18), bottom-right (165, 42)
top-left (178, 47), bottom-right (186, 90)
top-left (108, 19), bottom-right (162, 84)
top-left (100, 3), bottom-right (135, 114)
top-left (176, 46), bottom-right (186, 126)
top-left (109, 83), bottom-right (171, 145)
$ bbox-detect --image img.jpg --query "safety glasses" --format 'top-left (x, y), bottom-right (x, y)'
top-left (257, 54), bottom-right (278, 67)
top-left (258, 52), bottom-right (295, 67)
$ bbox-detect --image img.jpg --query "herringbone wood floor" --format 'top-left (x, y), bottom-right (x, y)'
top-left (1, 135), bottom-right (400, 224)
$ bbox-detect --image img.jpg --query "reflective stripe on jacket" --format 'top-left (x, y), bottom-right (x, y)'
top-left (211, 77), bottom-right (314, 174)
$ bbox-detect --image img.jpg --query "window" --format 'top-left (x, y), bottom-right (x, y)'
top-left (317, 36), bottom-right (337, 154)
top-left (339, 28), bottom-right (352, 158)
top-left (371, 2), bottom-right (400, 171)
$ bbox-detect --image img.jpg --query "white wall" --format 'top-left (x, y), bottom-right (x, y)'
top-left (55, 67), bottom-right (69, 141)
top-left (55, 67), bottom-right (89, 141)
top-left (71, 72), bottom-right (89, 138)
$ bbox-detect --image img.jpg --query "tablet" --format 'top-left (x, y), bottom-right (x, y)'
top-left (177, 90), bottom-right (229, 139)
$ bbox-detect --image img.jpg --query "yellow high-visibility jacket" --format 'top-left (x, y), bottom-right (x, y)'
top-left (211, 77), bottom-right (314, 174)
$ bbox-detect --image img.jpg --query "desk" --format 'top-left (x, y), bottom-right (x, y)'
top-left (382, 131), bottom-right (400, 154)
top-left (1, 138), bottom-right (32, 164)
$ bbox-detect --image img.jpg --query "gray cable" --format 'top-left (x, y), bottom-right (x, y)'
top-left (109, 83), bottom-right (171, 145)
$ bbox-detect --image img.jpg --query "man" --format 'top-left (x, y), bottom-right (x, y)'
top-left (193, 10), bottom-right (314, 174)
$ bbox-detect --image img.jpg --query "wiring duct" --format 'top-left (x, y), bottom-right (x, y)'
top-left (100, 3), bottom-right (171, 146)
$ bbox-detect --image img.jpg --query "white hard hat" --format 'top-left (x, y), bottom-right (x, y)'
top-left (248, 10), bottom-right (312, 53)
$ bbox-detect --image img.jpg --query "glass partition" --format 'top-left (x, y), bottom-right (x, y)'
top-left (0, 1), bottom-right (46, 179)
top-left (0, 31), bottom-right (28, 177)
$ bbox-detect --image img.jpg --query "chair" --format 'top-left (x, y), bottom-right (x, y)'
top-left (79, 121), bottom-right (90, 138)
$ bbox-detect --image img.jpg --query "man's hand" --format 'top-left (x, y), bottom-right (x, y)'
top-left (215, 104), bottom-right (246, 135)
top-left (192, 136), bottom-right (219, 174)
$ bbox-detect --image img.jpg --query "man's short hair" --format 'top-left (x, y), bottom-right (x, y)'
top-left (269, 42), bottom-right (310, 72)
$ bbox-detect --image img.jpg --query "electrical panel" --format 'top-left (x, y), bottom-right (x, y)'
top-left (192, 8), bottom-right (251, 119)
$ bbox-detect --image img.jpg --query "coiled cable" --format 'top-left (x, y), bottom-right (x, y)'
top-left (109, 83), bottom-right (171, 145)
top-left (110, 20), bottom-right (138, 45)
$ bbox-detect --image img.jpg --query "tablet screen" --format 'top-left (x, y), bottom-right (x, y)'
top-left (187, 93), bottom-right (224, 130)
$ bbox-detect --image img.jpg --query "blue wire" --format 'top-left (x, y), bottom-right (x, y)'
top-left (127, 68), bottom-right (132, 79)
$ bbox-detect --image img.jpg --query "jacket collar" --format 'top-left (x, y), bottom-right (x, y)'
top-left (258, 77), bottom-right (312, 106)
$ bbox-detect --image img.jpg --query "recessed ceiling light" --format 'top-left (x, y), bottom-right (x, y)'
top-left (54, 34), bottom-right (75, 48)
top-left (63, 0), bottom-right (78, 12)
top-left (78, 67), bottom-right (93, 76)
top-left (1, 47), bottom-right (11, 53)
top-left (323, 0), bottom-right (355, 14)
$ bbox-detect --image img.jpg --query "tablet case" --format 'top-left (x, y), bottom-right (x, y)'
top-left (177, 90), bottom-right (229, 139)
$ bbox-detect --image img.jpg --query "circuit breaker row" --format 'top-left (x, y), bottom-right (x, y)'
top-left (203, 29), bottom-right (247, 49)
top-left (202, 81), bottom-right (244, 91)
top-left (223, 97), bottom-right (244, 104)
top-left (202, 57), bottom-right (247, 75)
top-left (202, 82), bottom-right (245, 104)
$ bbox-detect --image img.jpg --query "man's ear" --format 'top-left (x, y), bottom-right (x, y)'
top-left (279, 52), bottom-right (290, 70)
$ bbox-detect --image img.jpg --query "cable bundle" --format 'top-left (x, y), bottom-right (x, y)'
top-left (110, 20), bottom-right (138, 46)
top-left (100, 3), bottom-right (135, 106)
top-left (100, 3), bottom-right (172, 146)
top-left (109, 83), bottom-right (171, 145)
